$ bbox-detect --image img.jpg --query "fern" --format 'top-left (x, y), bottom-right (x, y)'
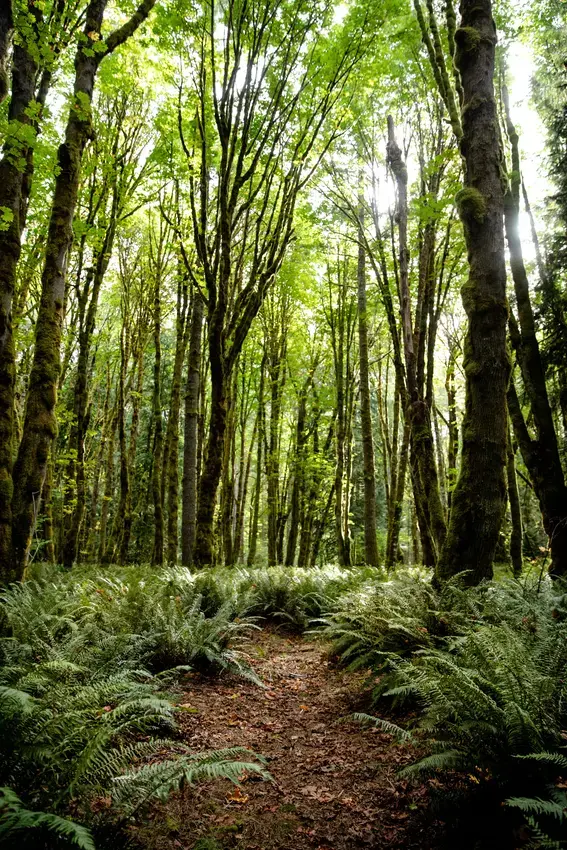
top-left (506, 795), bottom-right (567, 821)
top-left (0, 787), bottom-right (95, 849)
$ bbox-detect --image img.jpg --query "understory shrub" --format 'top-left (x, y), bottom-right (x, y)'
top-left (237, 564), bottom-right (380, 630)
top-left (0, 570), bottom-right (270, 848)
top-left (352, 574), bottom-right (567, 848)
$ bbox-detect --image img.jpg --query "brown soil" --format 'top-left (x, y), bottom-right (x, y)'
top-left (133, 630), bottom-right (440, 850)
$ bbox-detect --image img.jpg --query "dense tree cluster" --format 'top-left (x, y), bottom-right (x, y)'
top-left (0, 0), bottom-right (564, 585)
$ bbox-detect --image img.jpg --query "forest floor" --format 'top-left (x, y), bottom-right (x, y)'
top-left (133, 630), bottom-right (441, 850)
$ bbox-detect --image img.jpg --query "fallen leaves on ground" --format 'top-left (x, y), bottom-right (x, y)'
top-left (134, 630), bottom-right (440, 850)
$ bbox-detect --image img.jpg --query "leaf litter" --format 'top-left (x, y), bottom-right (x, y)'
top-left (133, 630), bottom-right (441, 850)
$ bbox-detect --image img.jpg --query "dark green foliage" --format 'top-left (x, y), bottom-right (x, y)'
top-left (348, 573), bottom-right (567, 847)
top-left (0, 787), bottom-right (95, 850)
top-left (316, 568), bottom-right (481, 682)
top-left (240, 565), bottom-right (380, 630)
top-left (0, 568), bottom-right (270, 847)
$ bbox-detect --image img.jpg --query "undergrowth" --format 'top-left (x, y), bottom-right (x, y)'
top-left (0, 562), bottom-right (372, 847)
top-left (337, 570), bottom-right (567, 848)
top-left (4, 561), bottom-right (565, 849)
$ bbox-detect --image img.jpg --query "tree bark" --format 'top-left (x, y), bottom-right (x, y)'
top-left (506, 426), bottom-right (523, 576)
top-left (285, 377), bottom-right (310, 566)
top-left (0, 1), bottom-right (12, 104)
top-left (502, 86), bottom-right (567, 577)
top-left (0, 3), bottom-right (40, 581)
top-left (163, 276), bottom-right (190, 564)
top-left (181, 292), bottom-right (203, 566)
top-left (387, 116), bottom-right (447, 566)
top-left (437, 0), bottom-right (509, 583)
top-left (247, 357), bottom-right (265, 567)
top-left (98, 406), bottom-right (117, 563)
top-left (193, 307), bottom-right (227, 567)
top-left (151, 277), bottom-right (164, 566)
top-left (357, 193), bottom-right (380, 566)
top-left (445, 348), bottom-right (459, 513)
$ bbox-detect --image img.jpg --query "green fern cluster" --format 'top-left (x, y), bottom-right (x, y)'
top-left (0, 787), bottom-right (95, 849)
top-left (315, 569), bottom-right (483, 686)
top-left (237, 564), bottom-right (375, 630)
top-left (0, 570), bottom-right (270, 848)
top-left (356, 575), bottom-right (567, 847)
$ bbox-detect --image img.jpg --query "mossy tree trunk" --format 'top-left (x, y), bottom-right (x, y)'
top-left (109, 317), bottom-right (130, 565)
top-left (181, 292), bottom-right (203, 567)
top-left (297, 389), bottom-right (325, 567)
top-left (327, 255), bottom-right (356, 568)
top-left (0, 2), bottom-right (40, 581)
top-left (0, 2), bottom-right (12, 104)
top-left (445, 347), bottom-right (459, 513)
top-left (151, 273), bottom-right (164, 567)
top-left (285, 374), bottom-right (312, 567)
top-left (246, 356), bottom-right (265, 567)
top-left (387, 116), bottom-right (447, 567)
top-left (98, 406), bottom-right (117, 563)
top-left (506, 426), bottom-right (523, 576)
top-left (357, 192), bottom-right (380, 567)
top-left (163, 271), bottom-right (190, 565)
top-left (231, 358), bottom-right (255, 564)
top-left (264, 297), bottom-right (289, 566)
top-left (9, 0), bottom-right (156, 576)
top-left (219, 373), bottom-right (237, 566)
top-left (234, 412), bottom-right (256, 564)
top-left (437, 0), bottom-right (509, 583)
top-left (502, 87), bottom-right (567, 578)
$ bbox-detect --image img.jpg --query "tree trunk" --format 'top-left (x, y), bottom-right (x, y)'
top-left (220, 375), bottom-right (236, 566)
top-left (265, 320), bottom-right (286, 566)
top-left (181, 292), bottom-right (203, 567)
top-left (151, 279), bottom-right (164, 566)
top-left (387, 417), bottom-right (410, 568)
top-left (0, 2), bottom-right (12, 104)
top-left (387, 116), bottom-right (446, 567)
top-left (193, 308), bottom-right (226, 567)
top-left (507, 426), bottom-right (523, 576)
top-left (445, 349), bottom-right (458, 513)
top-left (502, 86), bottom-right (567, 578)
top-left (297, 392), bottom-right (324, 567)
top-left (42, 449), bottom-right (55, 565)
top-left (437, 0), bottom-right (509, 583)
top-left (508, 379), bottom-right (567, 578)
top-left (357, 195), bottom-right (379, 566)
top-left (311, 483), bottom-right (335, 568)
top-left (234, 414), bottom-right (256, 564)
top-left (247, 358), bottom-right (265, 567)
top-left (285, 378), bottom-right (310, 566)
top-left (109, 322), bottom-right (130, 565)
top-left (98, 407), bottom-right (117, 563)
top-left (10, 0), bottom-right (157, 576)
top-left (163, 280), bottom-right (190, 564)
top-left (0, 6), bottom-right (39, 581)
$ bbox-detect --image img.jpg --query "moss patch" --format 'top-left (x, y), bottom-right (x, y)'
top-left (455, 186), bottom-right (486, 224)
top-left (455, 25), bottom-right (482, 53)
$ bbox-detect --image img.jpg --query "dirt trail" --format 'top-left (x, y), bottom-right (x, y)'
top-left (136, 631), bottom-right (437, 850)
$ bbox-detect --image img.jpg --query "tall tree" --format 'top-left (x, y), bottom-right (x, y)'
top-left (437, 0), bottom-right (509, 582)
top-left (7, 0), bottom-right (157, 578)
top-left (179, 0), bottom-right (364, 566)
top-left (356, 176), bottom-right (379, 566)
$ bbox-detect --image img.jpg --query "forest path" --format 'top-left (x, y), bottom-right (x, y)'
top-left (136, 630), bottom-right (435, 850)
